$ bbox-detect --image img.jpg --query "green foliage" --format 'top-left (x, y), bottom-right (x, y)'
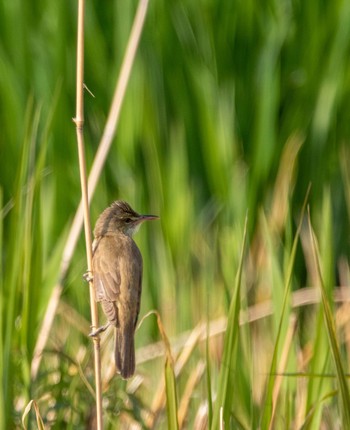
top-left (0, 0), bottom-right (350, 428)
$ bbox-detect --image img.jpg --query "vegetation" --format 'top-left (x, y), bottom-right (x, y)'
top-left (1, 0), bottom-right (350, 428)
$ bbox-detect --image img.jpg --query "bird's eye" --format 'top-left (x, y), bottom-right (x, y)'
top-left (125, 218), bottom-right (132, 223)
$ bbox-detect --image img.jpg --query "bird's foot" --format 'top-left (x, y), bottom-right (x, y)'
top-left (89, 323), bottom-right (110, 337)
top-left (83, 270), bottom-right (93, 283)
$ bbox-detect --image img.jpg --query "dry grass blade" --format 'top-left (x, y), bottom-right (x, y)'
top-left (174, 323), bottom-right (207, 377)
top-left (269, 313), bottom-right (298, 429)
top-left (269, 133), bottom-right (304, 233)
top-left (178, 360), bottom-right (206, 429)
top-left (138, 310), bottom-right (174, 363)
top-left (136, 319), bottom-right (224, 365)
top-left (22, 400), bottom-right (45, 430)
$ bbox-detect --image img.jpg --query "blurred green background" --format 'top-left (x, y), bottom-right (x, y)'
top-left (1, 0), bottom-right (350, 428)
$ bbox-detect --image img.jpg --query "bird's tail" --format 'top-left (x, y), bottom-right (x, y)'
top-left (115, 322), bottom-right (135, 379)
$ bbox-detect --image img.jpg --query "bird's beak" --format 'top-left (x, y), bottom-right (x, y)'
top-left (138, 214), bottom-right (159, 222)
top-left (129, 214), bottom-right (159, 235)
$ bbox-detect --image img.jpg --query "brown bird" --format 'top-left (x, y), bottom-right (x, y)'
top-left (91, 200), bottom-right (158, 379)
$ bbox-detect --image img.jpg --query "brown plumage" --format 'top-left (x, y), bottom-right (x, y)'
top-left (91, 200), bottom-right (158, 379)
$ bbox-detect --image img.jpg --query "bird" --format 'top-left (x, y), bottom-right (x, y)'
top-left (91, 200), bottom-right (158, 379)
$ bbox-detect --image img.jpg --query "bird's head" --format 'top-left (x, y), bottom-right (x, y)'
top-left (94, 200), bottom-right (159, 238)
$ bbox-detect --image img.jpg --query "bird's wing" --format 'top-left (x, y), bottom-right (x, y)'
top-left (92, 235), bottom-right (143, 329)
top-left (92, 237), bottom-right (121, 302)
top-left (134, 257), bottom-right (143, 328)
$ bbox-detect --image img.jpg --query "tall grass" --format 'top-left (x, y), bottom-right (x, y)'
top-left (1, 0), bottom-right (350, 428)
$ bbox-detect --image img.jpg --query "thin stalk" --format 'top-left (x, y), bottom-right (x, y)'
top-left (73, 0), bottom-right (103, 428)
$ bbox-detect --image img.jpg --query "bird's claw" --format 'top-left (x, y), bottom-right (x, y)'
top-left (83, 271), bottom-right (93, 283)
top-left (89, 323), bottom-right (110, 337)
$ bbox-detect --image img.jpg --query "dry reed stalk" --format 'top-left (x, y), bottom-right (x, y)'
top-left (73, 0), bottom-right (103, 427)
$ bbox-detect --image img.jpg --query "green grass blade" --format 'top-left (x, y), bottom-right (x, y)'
top-left (211, 216), bottom-right (248, 429)
top-left (308, 209), bottom-right (350, 426)
top-left (165, 357), bottom-right (179, 430)
top-left (260, 186), bottom-right (310, 428)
